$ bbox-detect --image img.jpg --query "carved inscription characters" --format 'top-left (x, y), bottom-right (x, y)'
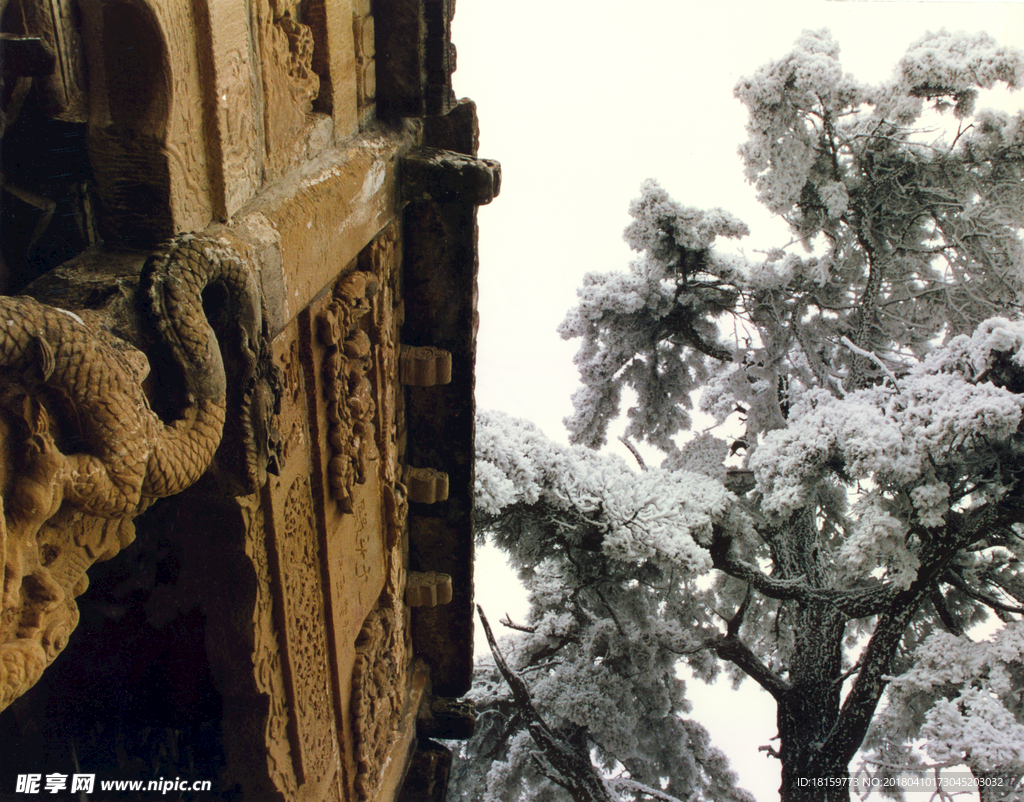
top-left (318, 272), bottom-right (380, 512)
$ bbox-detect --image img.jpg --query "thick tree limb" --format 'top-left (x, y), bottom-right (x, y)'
top-left (709, 529), bottom-right (900, 617)
top-left (710, 632), bottom-right (792, 701)
top-left (477, 606), bottom-right (618, 802)
top-left (816, 506), bottom-right (996, 773)
top-left (606, 777), bottom-right (688, 802)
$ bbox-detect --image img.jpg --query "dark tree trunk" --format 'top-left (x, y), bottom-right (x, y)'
top-left (778, 602), bottom-right (848, 802)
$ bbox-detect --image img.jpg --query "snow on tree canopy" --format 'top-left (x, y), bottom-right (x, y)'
top-left (475, 410), bottom-right (732, 574)
top-left (559, 180), bottom-right (745, 451)
top-left (880, 29), bottom-right (1024, 121)
top-left (464, 28), bottom-right (1024, 802)
top-left (751, 319), bottom-right (1024, 523)
top-left (865, 623), bottom-right (1024, 776)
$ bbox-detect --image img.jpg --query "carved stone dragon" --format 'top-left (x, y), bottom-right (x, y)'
top-left (0, 234), bottom-right (278, 711)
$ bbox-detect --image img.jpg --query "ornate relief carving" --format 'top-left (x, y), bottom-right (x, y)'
top-left (212, 43), bottom-right (260, 215)
top-left (0, 234), bottom-right (276, 711)
top-left (363, 225), bottom-right (402, 485)
top-left (270, 333), bottom-right (305, 472)
top-left (257, 0), bottom-right (320, 168)
top-left (405, 571), bottom-right (453, 608)
top-left (375, 0), bottom-right (457, 118)
top-left (276, 474), bottom-right (334, 785)
top-left (352, 7), bottom-right (376, 120)
top-left (400, 345), bottom-right (452, 386)
top-left (400, 146), bottom-right (502, 206)
top-left (351, 601), bottom-right (410, 801)
top-left (318, 272), bottom-right (379, 512)
top-left (144, 234), bottom-right (282, 495)
top-left (0, 0), bottom-right (86, 123)
top-left (384, 482), bottom-right (408, 553)
top-left (403, 467), bottom-right (449, 504)
top-left (350, 476), bottom-right (410, 801)
top-left (275, 14), bottom-right (318, 99)
top-left (242, 498), bottom-right (297, 796)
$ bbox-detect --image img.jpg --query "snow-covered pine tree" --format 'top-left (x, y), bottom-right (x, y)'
top-left (457, 29), bottom-right (1024, 802)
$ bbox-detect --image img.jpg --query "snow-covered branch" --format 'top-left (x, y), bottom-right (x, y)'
top-left (477, 606), bottom-right (618, 802)
top-left (606, 777), bottom-right (690, 802)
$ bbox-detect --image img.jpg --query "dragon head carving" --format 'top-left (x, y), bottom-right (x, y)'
top-left (0, 233), bottom-right (280, 712)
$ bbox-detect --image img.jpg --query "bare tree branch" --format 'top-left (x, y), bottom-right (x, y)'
top-left (619, 436), bottom-right (648, 472)
top-left (607, 777), bottom-right (690, 802)
top-left (478, 606), bottom-right (618, 802)
top-left (942, 570), bottom-right (1024, 616)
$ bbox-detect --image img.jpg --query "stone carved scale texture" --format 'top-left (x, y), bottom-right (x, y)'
top-left (0, 234), bottom-right (274, 711)
top-left (0, 0), bottom-right (494, 797)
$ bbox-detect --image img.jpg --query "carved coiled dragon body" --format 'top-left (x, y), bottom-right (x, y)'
top-left (0, 234), bottom-right (274, 710)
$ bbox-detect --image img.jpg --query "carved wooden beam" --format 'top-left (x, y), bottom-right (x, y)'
top-left (400, 344), bottom-right (452, 385)
top-left (404, 467), bottom-right (450, 504)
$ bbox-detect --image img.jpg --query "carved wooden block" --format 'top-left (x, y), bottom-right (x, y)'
top-left (360, 223), bottom-right (404, 486)
top-left (400, 146), bottom-right (502, 205)
top-left (405, 572), bottom-right (453, 607)
top-left (303, 0), bottom-right (359, 137)
top-left (417, 697), bottom-right (477, 741)
top-left (2, 0), bottom-right (86, 122)
top-left (400, 345), bottom-right (452, 386)
top-left (352, 603), bottom-right (407, 800)
top-left (396, 740), bottom-right (453, 802)
top-left (349, 477), bottom-right (413, 802)
top-left (203, 0), bottom-right (260, 216)
top-left (403, 467), bottom-right (449, 504)
top-left (0, 33), bottom-right (55, 77)
top-left (238, 497), bottom-right (299, 796)
top-left (353, 10), bottom-right (376, 119)
top-left (77, 0), bottom-right (216, 245)
top-left (255, 0), bottom-right (321, 179)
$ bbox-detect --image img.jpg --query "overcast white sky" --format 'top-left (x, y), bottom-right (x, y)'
top-left (451, 3), bottom-right (1024, 799)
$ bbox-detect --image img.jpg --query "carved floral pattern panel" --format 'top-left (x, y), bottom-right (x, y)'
top-left (262, 320), bottom-right (338, 790)
top-left (361, 222), bottom-right (403, 488)
top-left (317, 270), bottom-right (380, 514)
top-left (240, 496), bottom-right (298, 797)
top-left (351, 597), bottom-right (410, 801)
top-left (295, 222), bottom-right (409, 799)
top-left (351, 481), bottom-right (410, 802)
